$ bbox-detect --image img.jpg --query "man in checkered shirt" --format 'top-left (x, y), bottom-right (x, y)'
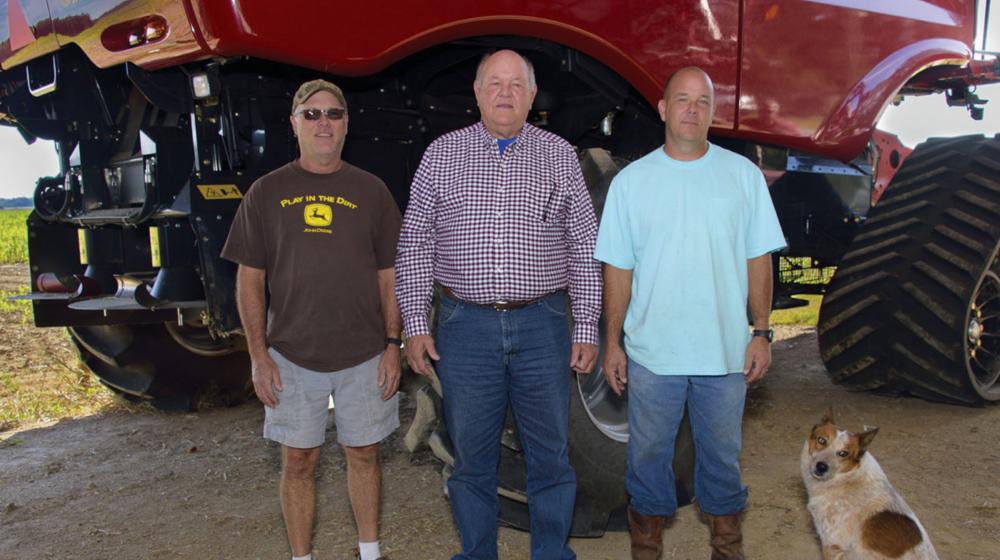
top-left (395, 49), bottom-right (602, 560)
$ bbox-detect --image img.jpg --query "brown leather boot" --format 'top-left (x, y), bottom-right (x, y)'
top-left (707, 513), bottom-right (745, 560)
top-left (628, 506), bottom-right (665, 560)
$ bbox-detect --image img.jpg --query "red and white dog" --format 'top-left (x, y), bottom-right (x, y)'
top-left (800, 410), bottom-right (938, 560)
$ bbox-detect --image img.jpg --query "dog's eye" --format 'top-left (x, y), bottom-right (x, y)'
top-left (817, 436), bottom-right (827, 446)
top-left (837, 450), bottom-right (848, 457)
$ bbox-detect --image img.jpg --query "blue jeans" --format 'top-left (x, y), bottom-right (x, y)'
top-left (626, 359), bottom-right (748, 516)
top-left (436, 291), bottom-right (576, 560)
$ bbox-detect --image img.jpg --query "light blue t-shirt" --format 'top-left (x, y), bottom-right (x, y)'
top-left (594, 143), bottom-right (786, 375)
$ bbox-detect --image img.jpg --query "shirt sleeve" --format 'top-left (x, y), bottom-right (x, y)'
top-left (562, 147), bottom-right (602, 345)
top-left (221, 181), bottom-right (267, 269)
top-left (374, 180), bottom-right (402, 270)
top-left (594, 173), bottom-right (636, 270)
top-left (395, 142), bottom-right (439, 338)
top-left (744, 166), bottom-right (786, 258)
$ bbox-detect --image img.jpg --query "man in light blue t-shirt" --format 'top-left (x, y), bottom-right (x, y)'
top-left (594, 67), bottom-right (785, 560)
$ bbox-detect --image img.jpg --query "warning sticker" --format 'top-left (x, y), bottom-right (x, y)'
top-left (197, 184), bottom-right (243, 200)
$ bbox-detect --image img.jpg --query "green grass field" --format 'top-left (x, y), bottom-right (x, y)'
top-left (771, 294), bottom-right (821, 326)
top-left (0, 209), bottom-right (29, 264)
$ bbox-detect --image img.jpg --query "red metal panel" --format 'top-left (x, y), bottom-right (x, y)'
top-left (188, 0), bottom-right (741, 127)
top-left (0, 1), bottom-right (981, 159)
top-left (739, 0), bottom-right (973, 161)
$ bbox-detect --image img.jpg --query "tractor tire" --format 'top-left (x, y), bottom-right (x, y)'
top-left (401, 364), bottom-right (695, 537)
top-left (401, 148), bottom-right (695, 536)
top-left (69, 323), bottom-right (251, 410)
top-left (819, 134), bottom-right (1000, 404)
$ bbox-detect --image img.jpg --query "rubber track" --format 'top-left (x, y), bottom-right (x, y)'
top-left (818, 135), bottom-right (1000, 404)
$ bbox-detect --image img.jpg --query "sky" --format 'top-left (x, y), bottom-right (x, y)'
top-left (0, 8), bottom-right (998, 199)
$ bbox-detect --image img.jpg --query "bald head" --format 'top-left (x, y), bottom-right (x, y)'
top-left (475, 50), bottom-right (536, 90)
top-left (473, 49), bottom-right (538, 139)
top-left (658, 66), bottom-right (715, 159)
top-left (663, 67), bottom-right (714, 104)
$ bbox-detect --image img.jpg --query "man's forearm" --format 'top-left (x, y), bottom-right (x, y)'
top-left (378, 267), bottom-right (402, 339)
top-left (236, 265), bottom-right (268, 361)
top-left (747, 253), bottom-right (773, 329)
top-left (603, 264), bottom-right (633, 349)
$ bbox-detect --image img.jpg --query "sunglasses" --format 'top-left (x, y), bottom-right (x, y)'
top-left (295, 107), bottom-right (346, 121)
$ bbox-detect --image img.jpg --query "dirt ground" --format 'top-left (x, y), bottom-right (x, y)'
top-left (2, 265), bottom-right (999, 559)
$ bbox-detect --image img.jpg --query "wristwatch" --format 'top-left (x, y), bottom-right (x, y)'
top-left (385, 337), bottom-right (403, 347)
top-left (752, 329), bottom-right (774, 343)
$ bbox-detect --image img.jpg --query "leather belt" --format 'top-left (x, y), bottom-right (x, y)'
top-left (440, 285), bottom-right (555, 312)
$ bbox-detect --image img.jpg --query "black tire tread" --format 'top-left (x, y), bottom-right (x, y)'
top-left (818, 134), bottom-right (1000, 404)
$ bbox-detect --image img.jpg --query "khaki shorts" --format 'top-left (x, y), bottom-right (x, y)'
top-left (263, 348), bottom-right (399, 448)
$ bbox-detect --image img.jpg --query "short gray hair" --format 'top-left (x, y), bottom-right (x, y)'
top-left (475, 50), bottom-right (536, 89)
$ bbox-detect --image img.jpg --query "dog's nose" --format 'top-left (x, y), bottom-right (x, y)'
top-left (814, 462), bottom-right (828, 476)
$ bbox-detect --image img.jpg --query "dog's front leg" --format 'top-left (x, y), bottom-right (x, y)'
top-left (822, 544), bottom-right (846, 560)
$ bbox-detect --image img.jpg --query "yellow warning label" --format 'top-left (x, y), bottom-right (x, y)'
top-left (77, 229), bottom-right (88, 265)
top-left (149, 227), bottom-right (161, 267)
top-left (304, 203), bottom-right (333, 227)
top-left (197, 184), bottom-right (243, 200)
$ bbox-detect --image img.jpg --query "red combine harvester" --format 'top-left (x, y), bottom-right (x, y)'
top-left (2, 0), bottom-right (998, 534)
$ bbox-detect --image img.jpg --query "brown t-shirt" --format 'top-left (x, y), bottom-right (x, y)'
top-left (222, 160), bottom-right (401, 371)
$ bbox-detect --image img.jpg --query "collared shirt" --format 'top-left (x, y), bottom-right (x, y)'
top-left (396, 122), bottom-right (602, 344)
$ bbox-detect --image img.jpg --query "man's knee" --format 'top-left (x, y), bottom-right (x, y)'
top-left (344, 442), bottom-right (380, 471)
top-left (282, 446), bottom-right (321, 479)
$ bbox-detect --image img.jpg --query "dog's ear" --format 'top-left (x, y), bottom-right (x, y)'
top-left (820, 406), bottom-right (835, 425)
top-left (857, 426), bottom-right (879, 455)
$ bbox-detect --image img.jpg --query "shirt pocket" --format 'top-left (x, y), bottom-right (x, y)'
top-left (526, 181), bottom-right (569, 224)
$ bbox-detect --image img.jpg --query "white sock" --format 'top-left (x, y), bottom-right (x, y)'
top-left (292, 554), bottom-right (312, 560)
top-left (359, 540), bottom-right (381, 560)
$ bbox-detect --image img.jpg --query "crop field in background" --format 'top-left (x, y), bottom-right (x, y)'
top-left (0, 209), bottom-right (120, 432)
top-left (0, 209), bottom-right (29, 264)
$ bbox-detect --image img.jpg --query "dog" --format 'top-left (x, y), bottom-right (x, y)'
top-left (800, 409), bottom-right (938, 559)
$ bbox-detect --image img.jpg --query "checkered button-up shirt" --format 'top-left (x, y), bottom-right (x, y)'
top-left (396, 122), bottom-right (602, 344)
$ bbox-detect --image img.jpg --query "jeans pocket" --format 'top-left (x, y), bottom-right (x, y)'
top-left (436, 298), bottom-right (463, 327)
top-left (540, 294), bottom-right (568, 317)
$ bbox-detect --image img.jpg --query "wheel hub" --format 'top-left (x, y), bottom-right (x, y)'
top-left (967, 317), bottom-right (983, 349)
top-left (967, 271), bottom-right (1000, 396)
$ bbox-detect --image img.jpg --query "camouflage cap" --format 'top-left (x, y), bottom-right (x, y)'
top-left (292, 79), bottom-right (347, 112)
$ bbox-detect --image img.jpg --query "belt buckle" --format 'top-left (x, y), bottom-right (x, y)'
top-left (493, 299), bottom-right (510, 312)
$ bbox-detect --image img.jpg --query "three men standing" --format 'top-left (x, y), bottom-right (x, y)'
top-left (395, 50), bottom-right (602, 560)
top-left (595, 67), bottom-right (785, 559)
top-left (223, 80), bottom-right (401, 560)
top-left (224, 60), bottom-right (783, 560)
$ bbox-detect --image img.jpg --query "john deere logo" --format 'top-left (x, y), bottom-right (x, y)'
top-left (304, 203), bottom-right (332, 226)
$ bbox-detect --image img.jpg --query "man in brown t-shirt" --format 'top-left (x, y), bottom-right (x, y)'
top-left (222, 79), bottom-right (401, 560)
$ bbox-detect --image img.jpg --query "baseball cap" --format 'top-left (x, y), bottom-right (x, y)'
top-left (292, 79), bottom-right (348, 112)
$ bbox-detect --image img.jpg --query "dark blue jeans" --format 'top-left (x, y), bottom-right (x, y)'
top-left (436, 291), bottom-right (577, 560)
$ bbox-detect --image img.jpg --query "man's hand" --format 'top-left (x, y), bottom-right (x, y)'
top-left (571, 343), bottom-right (598, 374)
top-left (602, 344), bottom-right (628, 396)
top-left (405, 334), bottom-right (439, 377)
top-left (378, 345), bottom-right (402, 400)
top-left (743, 336), bottom-right (772, 384)
top-left (251, 353), bottom-right (283, 408)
